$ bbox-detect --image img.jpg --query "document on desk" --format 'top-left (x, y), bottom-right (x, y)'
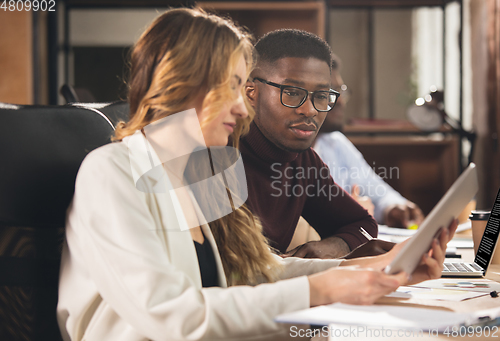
top-left (378, 235), bottom-right (473, 249)
top-left (387, 286), bottom-right (488, 301)
top-left (377, 221), bottom-right (471, 237)
top-left (411, 278), bottom-right (500, 293)
top-left (377, 223), bottom-right (474, 249)
top-left (275, 303), bottom-right (471, 331)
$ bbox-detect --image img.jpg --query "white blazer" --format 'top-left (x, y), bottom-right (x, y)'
top-left (57, 132), bottom-right (342, 341)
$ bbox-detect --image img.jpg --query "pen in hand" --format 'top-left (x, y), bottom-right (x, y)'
top-left (359, 227), bottom-right (373, 241)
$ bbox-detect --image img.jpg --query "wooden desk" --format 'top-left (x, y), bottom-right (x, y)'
top-left (321, 291), bottom-right (500, 340)
top-left (313, 232), bottom-right (500, 340)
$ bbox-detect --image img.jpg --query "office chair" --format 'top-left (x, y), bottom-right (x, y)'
top-left (0, 102), bottom-right (115, 341)
top-left (68, 101), bottom-right (130, 128)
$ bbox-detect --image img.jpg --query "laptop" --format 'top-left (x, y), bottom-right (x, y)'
top-left (442, 187), bottom-right (500, 277)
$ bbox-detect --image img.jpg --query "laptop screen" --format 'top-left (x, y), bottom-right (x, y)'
top-left (474, 188), bottom-right (500, 271)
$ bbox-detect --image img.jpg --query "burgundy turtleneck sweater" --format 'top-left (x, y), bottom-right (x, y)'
top-left (239, 123), bottom-right (378, 254)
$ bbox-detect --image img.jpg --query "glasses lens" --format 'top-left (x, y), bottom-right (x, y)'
top-left (281, 87), bottom-right (307, 107)
top-left (313, 91), bottom-right (338, 111)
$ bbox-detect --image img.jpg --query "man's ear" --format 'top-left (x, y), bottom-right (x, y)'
top-left (245, 79), bottom-right (257, 108)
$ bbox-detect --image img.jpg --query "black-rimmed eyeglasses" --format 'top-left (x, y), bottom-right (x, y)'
top-left (253, 77), bottom-right (340, 112)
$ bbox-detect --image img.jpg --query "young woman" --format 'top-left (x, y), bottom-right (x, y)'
top-left (57, 8), bottom-right (454, 341)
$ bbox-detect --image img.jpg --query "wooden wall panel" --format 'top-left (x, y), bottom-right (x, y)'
top-left (328, 0), bottom-right (450, 7)
top-left (0, 11), bottom-right (33, 105)
top-left (349, 135), bottom-right (459, 215)
top-left (199, 1), bottom-right (326, 39)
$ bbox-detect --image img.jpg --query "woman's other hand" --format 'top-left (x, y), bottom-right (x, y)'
top-left (406, 218), bottom-right (458, 284)
top-left (308, 219), bottom-right (458, 307)
top-left (308, 266), bottom-right (408, 307)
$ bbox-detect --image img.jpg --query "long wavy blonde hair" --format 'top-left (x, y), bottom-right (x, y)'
top-left (114, 8), bottom-right (280, 285)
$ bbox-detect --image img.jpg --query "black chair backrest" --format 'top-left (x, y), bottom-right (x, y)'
top-left (67, 101), bottom-right (130, 128)
top-left (0, 102), bottom-right (114, 341)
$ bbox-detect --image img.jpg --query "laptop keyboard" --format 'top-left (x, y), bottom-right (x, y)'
top-left (442, 262), bottom-right (483, 273)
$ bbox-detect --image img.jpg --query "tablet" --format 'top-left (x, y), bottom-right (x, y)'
top-left (384, 163), bottom-right (478, 275)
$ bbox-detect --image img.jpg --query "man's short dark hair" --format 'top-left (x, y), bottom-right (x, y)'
top-left (255, 29), bottom-right (332, 70)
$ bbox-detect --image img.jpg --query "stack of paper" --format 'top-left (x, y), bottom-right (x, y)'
top-left (388, 286), bottom-right (488, 301)
top-left (276, 303), bottom-right (500, 332)
top-left (275, 303), bottom-right (470, 331)
top-left (411, 278), bottom-right (500, 293)
top-left (377, 223), bottom-right (473, 249)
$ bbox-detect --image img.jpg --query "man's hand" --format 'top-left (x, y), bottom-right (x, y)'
top-left (384, 201), bottom-right (424, 228)
top-left (362, 229), bottom-right (447, 281)
top-left (282, 236), bottom-right (350, 259)
top-left (341, 219), bottom-right (458, 278)
top-left (342, 239), bottom-right (395, 259)
top-left (307, 219), bottom-right (458, 308)
top-left (351, 184), bottom-right (375, 216)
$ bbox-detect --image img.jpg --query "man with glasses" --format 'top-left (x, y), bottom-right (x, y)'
top-left (314, 55), bottom-right (425, 228)
top-left (240, 29), bottom-right (381, 258)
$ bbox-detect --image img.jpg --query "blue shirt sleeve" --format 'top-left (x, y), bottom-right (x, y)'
top-left (314, 132), bottom-right (407, 223)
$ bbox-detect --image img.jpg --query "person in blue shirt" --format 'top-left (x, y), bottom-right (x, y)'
top-left (314, 55), bottom-right (424, 228)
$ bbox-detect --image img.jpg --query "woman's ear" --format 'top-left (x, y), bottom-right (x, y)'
top-left (245, 80), bottom-right (257, 107)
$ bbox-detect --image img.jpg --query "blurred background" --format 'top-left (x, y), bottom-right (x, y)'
top-left (1, 0), bottom-right (499, 214)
